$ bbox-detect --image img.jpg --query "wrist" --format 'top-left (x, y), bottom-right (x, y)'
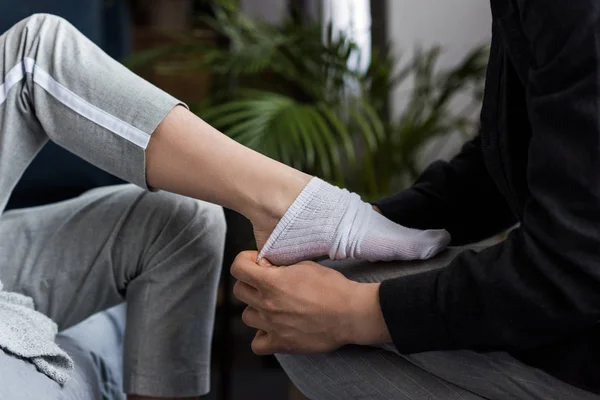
top-left (344, 282), bottom-right (391, 346)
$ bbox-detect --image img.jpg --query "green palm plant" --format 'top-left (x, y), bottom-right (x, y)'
top-left (193, 8), bottom-right (384, 185)
top-left (126, 3), bottom-right (488, 198)
top-left (355, 45), bottom-right (489, 199)
top-left (126, 5), bottom-right (383, 185)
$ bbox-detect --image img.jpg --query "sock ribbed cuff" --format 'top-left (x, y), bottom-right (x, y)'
top-left (257, 177), bottom-right (329, 262)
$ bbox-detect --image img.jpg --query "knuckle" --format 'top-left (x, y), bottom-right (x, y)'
top-left (233, 252), bottom-right (243, 263)
top-left (261, 269), bottom-right (280, 289)
top-left (232, 251), bottom-right (246, 265)
top-left (231, 251), bottom-right (255, 275)
top-left (230, 260), bottom-right (243, 277)
top-left (241, 307), bottom-right (252, 325)
top-left (262, 298), bottom-right (278, 313)
top-left (230, 263), bottom-right (239, 277)
top-left (239, 250), bottom-right (256, 260)
top-left (251, 340), bottom-right (266, 355)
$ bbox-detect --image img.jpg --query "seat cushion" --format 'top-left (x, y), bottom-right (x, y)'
top-left (0, 337), bottom-right (101, 400)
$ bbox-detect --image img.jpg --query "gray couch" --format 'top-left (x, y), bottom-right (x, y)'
top-left (0, 305), bottom-right (126, 400)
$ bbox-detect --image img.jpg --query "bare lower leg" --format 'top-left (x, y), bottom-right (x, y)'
top-left (146, 105), bottom-right (311, 249)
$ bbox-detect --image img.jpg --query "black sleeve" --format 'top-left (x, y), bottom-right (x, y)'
top-left (374, 135), bottom-right (516, 245)
top-left (378, 0), bottom-right (600, 354)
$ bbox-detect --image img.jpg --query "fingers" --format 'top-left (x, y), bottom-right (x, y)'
top-left (233, 252), bottom-right (289, 356)
top-left (251, 330), bottom-right (293, 355)
top-left (242, 309), bottom-right (288, 355)
top-left (235, 250), bottom-right (259, 263)
top-left (241, 306), bottom-right (264, 330)
top-left (231, 250), bottom-right (275, 288)
top-left (257, 257), bottom-right (273, 267)
top-left (233, 281), bottom-right (261, 308)
top-left (242, 308), bottom-right (282, 355)
top-left (252, 329), bottom-right (279, 355)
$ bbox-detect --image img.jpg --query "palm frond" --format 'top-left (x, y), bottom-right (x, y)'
top-left (198, 91), bottom-right (361, 182)
top-left (128, 2), bottom-right (489, 198)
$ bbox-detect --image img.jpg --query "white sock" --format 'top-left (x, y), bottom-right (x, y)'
top-left (257, 177), bottom-right (451, 265)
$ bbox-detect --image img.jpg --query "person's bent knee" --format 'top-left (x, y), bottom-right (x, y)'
top-left (22, 13), bottom-right (68, 32)
top-left (187, 199), bottom-right (226, 271)
top-left (13, 13), bottom-right (77, 50)
top-left (91, 184), bottom-right (226, 265)
top-left (185, 198), bottom-right (227, 260)
top-left (26, 13), bottom-right (63, 24)
top-left (143, 190), bottom-right (226, 267)
top-left (162, 193), bottom-right (226, 245)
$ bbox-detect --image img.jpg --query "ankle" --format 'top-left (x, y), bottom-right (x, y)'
top-left (248, 173), bottom-right (312, 251)
top-left (250, 173), bottom-right (312, 223)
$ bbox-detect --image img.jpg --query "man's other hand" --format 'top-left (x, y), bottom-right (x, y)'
top-left (231, 251), bottom-right (391, 355)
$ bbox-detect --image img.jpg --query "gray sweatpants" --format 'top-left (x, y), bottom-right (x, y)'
top-left (0, 14), bottom-right (226, 398)
top-left (279, 249), bottom-right (600, 400)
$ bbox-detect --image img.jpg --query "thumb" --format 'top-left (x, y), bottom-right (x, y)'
top-left (257, 257), bottom-right (274, 268)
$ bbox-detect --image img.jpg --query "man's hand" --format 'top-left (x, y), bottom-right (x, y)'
top-left (231, 251), bottom-right (391, 355)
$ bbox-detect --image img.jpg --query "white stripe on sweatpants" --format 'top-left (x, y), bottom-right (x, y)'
top-left (0, 57), bottom-right (150, 149)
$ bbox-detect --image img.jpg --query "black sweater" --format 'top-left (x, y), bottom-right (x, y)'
top-left (374, 0), bottom-right (600, 394)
